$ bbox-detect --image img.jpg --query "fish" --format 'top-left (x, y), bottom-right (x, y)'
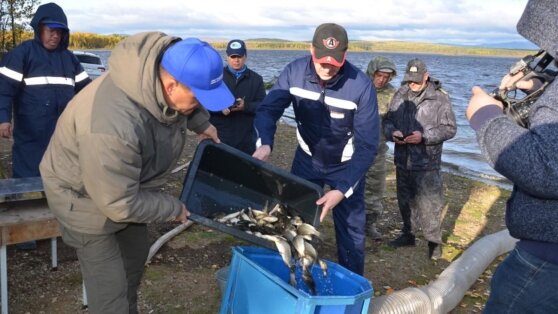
top-left (213, 204), bottom-right (324, 294)
top-left (300, 256), bottom-right (316, 294)
top-left (318, 259), bottom-right (328, 276)
top-left (261, 234), bottom-right (297, 287)
top-left (292, 235), bottom-right (306, 258)
top-left (216, 210), bottom-right (242, 223)
top-left (297, 223), bottom-right (321, 239)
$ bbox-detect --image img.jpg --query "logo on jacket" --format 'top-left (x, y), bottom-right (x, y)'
top-left (322, 37), bottom-right (339, 50)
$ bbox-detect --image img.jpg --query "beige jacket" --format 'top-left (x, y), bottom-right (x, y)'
top-left (40, 32), bottom-right (210, 234)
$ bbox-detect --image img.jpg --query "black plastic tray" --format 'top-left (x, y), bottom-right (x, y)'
top-left (180, 140), bottom-right (323, 248)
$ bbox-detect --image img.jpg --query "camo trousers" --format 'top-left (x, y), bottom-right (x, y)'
top-left (365, 140), bottom-right (388, 224)
top-left (395, 168), bottom-right (444, 244)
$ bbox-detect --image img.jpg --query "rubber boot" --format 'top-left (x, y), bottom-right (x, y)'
top-left (428, 241), bottom-right (442, 260)
top-left (389, 233), bottom-right (416, 248)
top-left (366, 223), bottom-right (383, 240)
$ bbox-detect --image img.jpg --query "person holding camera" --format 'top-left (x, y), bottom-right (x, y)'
top-left (209, 39), bottom-right (266, 155)
top-left (466, 0), bottom-right (558, 311)
top-left (383, 58), bottom-right (456, 260)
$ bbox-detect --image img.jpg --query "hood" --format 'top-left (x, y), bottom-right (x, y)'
top-left (517, 0), bottom-right (558, 58)
top-left (367, 56), bottom-right (397, 80)
top-left (30, 2), bottom-right (69, 50)
top-left (108, 32), bottom-right (180, 124)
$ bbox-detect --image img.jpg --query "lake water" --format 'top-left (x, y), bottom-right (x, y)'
top-left (91, 49), bottom-right (519, 188)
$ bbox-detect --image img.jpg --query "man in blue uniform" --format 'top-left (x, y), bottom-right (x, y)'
top-left (0, 2), bottom-right (90, 178)
top-left (253, 23), bottom-right (379, 275)
top-left (0, 2), bottom-right (90, 250)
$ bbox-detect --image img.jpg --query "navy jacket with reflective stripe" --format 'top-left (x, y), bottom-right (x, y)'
top-left (255, 55), bottom-right (379, 195)
top-left (0, 2), bottom-right (90, 177)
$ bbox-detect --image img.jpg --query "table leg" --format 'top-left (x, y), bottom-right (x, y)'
top-left (51, 237), bottom-right (57, 271)
top-left (1, 244), bottom-right (8, 314)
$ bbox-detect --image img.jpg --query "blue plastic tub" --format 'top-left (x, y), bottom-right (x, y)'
top-left (220, 246), bottom-right (373, 314)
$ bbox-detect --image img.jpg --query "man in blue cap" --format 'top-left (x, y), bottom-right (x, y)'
top-left (210, 39), bottom-right (266, 154)
top-left (0, 2), bottom-right (91, 249)
top-left (40, 33), bottom-right (234, 314)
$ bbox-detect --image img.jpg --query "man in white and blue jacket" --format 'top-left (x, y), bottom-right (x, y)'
top-left (253, 23), bottom-right (379, 275)
top-left (0, 3), bottom-right (90, 178)
top-left (467, 0), bottom-right (558, 311)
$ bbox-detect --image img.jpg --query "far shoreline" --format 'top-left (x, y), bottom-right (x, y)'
top-left (81, 40), bottom-right (534, 59)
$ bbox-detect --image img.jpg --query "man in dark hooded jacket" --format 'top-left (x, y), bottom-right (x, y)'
top-left (0, 2), bottom-right (90, 250)
top-left (467, 0), bottom-right (558, 311)
top-left (0, 3), bottom-right (90, 178)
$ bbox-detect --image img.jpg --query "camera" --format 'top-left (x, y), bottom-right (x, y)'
top-left (490, 50), bottom-right (556, 128)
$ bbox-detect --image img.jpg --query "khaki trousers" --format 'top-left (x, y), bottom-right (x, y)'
top-left (61, 223), bottom-right (150, 314)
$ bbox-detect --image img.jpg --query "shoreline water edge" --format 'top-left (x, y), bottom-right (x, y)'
top-left (91, 49), bottom-right (515, 189)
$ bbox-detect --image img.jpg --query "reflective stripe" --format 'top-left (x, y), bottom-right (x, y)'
top-left (290, 86), bottom-right (357, 110)
top-left (0, 67), bottom-right (23, 82)
top-left (344, 187), bottom-right (354, 198)
top-left (290, 87), bottom-right (320, 101)
top-left (341, 136), bottom-right (354, 162)
top-left (296, 127), bottom-right (312, 156)
top-left (24, 76), bottom-right (75, 86)
top-left (75, 71), bottom-right (89, 83)
top-left (325, 96), bottom-right (357, 110)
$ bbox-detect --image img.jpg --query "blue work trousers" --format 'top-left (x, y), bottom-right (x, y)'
top-left (291, 147), bottom-right (366, 275)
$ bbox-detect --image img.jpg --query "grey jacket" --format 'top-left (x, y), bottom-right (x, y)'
top-left (40, 32), bottom-right (211, 235)
top-left (473, 0), bottom-right (558, 244)
top-left (383, 79), bottom-right (456, 171)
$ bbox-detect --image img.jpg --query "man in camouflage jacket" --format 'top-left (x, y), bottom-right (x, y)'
top-left (364, 56), bottom-right (397, 240)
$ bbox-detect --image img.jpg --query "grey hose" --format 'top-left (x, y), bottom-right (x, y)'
top-left (145, 221), bottom-right (194, 265)
top-left (371, 229), bottom-right (518, 314)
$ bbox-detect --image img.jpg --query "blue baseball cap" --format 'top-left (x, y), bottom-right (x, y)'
top-left (42, 22), bottom-right (68, 30)
top-left (161, 38), bottom-right (233, 111)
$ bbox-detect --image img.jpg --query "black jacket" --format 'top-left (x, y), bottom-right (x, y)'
top-left (210, 66), bottom-right (265, 154)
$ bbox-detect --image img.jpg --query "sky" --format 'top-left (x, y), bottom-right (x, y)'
top-left (49, 0), bottom-right (535, 49)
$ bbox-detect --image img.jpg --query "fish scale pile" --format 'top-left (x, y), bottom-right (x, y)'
top-left (215, 203), bottom-right (327, 294)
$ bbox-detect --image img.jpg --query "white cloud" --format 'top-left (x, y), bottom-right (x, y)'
top-left (51, 0), bottom-right (531, 47)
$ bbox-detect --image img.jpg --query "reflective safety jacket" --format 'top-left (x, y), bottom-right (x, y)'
top-left (0, 2), bottom-right (90, 177)
top-left (255, 55), bottom-right (379, 197)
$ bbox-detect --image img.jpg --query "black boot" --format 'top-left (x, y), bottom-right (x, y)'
top-left (428, 241), bottom-right (442, 260)
top-left (389, 233), bottom-right (415, 248)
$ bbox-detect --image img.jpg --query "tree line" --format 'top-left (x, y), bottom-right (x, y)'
top-left (0, 0), bottom-right (126, 52)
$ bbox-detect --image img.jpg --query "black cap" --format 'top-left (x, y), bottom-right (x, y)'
top-left (403, 58), bottom-right (427, 83)
top-left (311, 23), bottom-right (348, 67)
top-left (226, 39), bottom-right (247, 57)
